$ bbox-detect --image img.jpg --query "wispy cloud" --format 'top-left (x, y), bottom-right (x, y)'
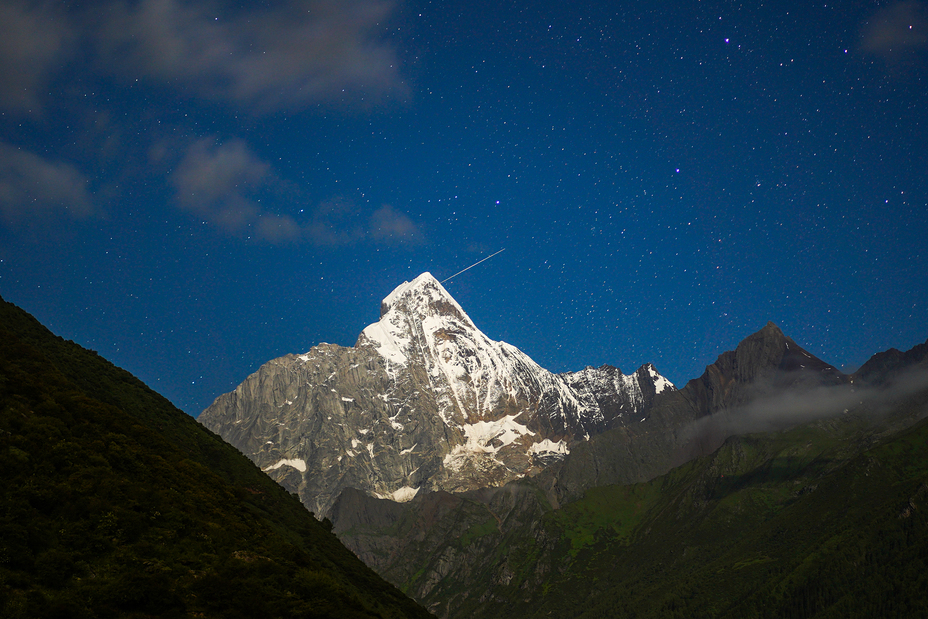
top-left (171, 137), bottom-right (423, 245)
top-left (677, 366), bottom-right (928, 461)
top-left (99, 0), bottom-right (407, 111)
top-left (305, 199), bottom-right (424, 247)
top-left (171, 137), bottom-right (301, 242)
top-left (0, 0), bottom-right (414, 241)
top-left (369, 204), bottom-right (424, 244)
top-left (861, 1), bottom-right (928, 60)
top-left (305, 198), bottom-right (367, 246)
top-left (0, 1), bottom-right (74, 113)
top-left (0, 0), bottom-right (406, 114)
top-left (0, 142), bottom-right (95, 225)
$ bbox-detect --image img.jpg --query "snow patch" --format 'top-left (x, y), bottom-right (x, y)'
top-left (649, 365), bottom-right (675, 394)
top-left (374, 486), bottom-right (420, 502)
top-left (391, 486), bottom-right (419, 502)
top-left (443, 414), bottom-right (534, 472)
top-left (264, 459), bottom-right (306, 473)
top-left (360, 321), bottom-right (409, 367)
top-left (527, 439), bottom-right (569, 456)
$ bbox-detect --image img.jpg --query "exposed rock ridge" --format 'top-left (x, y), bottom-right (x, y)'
top-left (853, 337), bottom-right (928, 386)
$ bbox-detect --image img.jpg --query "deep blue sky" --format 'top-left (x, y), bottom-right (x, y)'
top-left (1, 0), bottom-right (926, 416)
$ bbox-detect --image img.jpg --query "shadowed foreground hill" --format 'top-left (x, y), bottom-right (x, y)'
top-left (0, 295), bottom-right (432, 619)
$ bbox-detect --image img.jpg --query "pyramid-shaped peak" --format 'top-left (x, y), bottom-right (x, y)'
top-left (732, 321), bottom-right (845, 383)
top-left (733, 321), bottom-right (791, 365)
top-left (760, 321), bottom-right (785, 337)
top-left (379, 272), bottom-right (471, 325)
top-left (381, 272), bottom-right (440, 312)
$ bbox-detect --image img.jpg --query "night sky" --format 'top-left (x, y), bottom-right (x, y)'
top-left (1, 0), bottom-right (926, 416)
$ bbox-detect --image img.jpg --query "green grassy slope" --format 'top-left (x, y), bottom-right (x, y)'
top-left (337, 384), bottom-right (928, 619)
top-left (518, 403), bottom-right (928, 618)
top-left (0, 296), bottom-right (433, 619)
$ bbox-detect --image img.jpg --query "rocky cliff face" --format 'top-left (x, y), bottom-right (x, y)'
top-left (198, 273), bottom-right (673, 516)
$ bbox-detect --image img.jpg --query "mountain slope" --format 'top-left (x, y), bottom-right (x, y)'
top-left (535, 321), bottom-right (853, 507)
top-left (199, 272), bottom-right (672, 516)
top-left (332, 337), bottom-right (928, 618)
top-left (0, 295), bottom-right (432, 619)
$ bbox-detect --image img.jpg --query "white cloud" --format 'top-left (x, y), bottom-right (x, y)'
top-left (171, 137), bottom-right (302, 242)
top-left (678, 366), bottom-right (928, 460)
top-left (369, 204), bottom-right (424, 244)
top-left (170, 137), bottom-right (423, 245)
top-left (0, 1), bottom-right (74, 112)
top-left (861, 1), bottom-right (928, 59)
top-left (0, 0), bottom-right (407, 114)
top-left (99, 0), bottom-right (407, 111)
top-left (0, 142), bottom-right (95, 225)
top-left (172, 137), bottom-right (270, 209)
top-left (305, 198), bottom-right (424, 247)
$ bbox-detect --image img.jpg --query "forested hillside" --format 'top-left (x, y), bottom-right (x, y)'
top-left (0, 295), bottom-right (432, 619)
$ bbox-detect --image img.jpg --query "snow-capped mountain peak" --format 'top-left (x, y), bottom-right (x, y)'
top-left (380, 272), bottom-right (474, 325)
top-left (359, 272), bottom-right (479, 371)
top-left (200, 272), bottom-right (675, 516)
top-left (360, 273), bottom-right (551, 423)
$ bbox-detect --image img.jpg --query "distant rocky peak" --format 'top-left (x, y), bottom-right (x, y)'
top-left (729, 321), bottom-right (797, 376)
top-left (738, 322), bottom-right (843, 380)
top-left (684, 322), bottom-right (847, 414)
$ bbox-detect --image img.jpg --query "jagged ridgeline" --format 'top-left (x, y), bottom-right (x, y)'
top-left (0, 296), bottom-right (433, 619)
top-left (330, 327), bottom-right (928, 619)
top-left (199, 272), bottom-right (675, 517)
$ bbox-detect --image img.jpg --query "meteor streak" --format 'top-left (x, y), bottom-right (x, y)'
top-left (440, 249), bottom-right (506, 284)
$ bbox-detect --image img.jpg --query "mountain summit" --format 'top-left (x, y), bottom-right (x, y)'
top-left (358, 272), bottom-right (478, 370)
top-left (358, 272), bottom-right (624, 437)
top-left (199, 273), bottom-right (673, 516)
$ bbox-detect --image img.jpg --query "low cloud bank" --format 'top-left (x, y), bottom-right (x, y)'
top-left (677, 366), bottom-right (928, 460)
